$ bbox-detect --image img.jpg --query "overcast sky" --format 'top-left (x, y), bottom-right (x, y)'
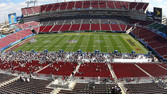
top-left (0, 0), bottom-right (166, 23)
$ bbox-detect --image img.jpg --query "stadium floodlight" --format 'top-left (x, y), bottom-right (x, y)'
top-left (26, 0), bottom-right (38, 7)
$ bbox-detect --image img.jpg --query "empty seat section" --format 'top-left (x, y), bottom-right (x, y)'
top-left (41, 5), bottom-right (47, 12)
top-left (60, 2), bottom-right (67, 10)
top-left (143, 3), bottom-right (149, 11)
top-left (51, 25), bottom-right (62, 32)
top-left (137, 63), bottom-right (167, 77)
top-left (75, 1), bottom-right (82, 8)
top-left (110, 24), bottom-right (121, 31)
top-left (32, 6), bottom-right (40, 13)
top-left (0, 29), bottom-right (32, 49)
top-left (114, 1), bottom-right (122, 9)
top-left (67, 2), bottom-right (75, 9)
top-left (70, 24), bottom-right (80, 31)
top-left (33, 27), bottom-right (39, 33)
top-left (129, 2), bottom-right (137, 10)
top-left (119, 24), bottom-right (126, 31)
top-left (99, 1), bottom-right (106, 8)
top-left (101, 24), bottom-right (111, 31)
top-left (0, 41), bottom-right (8, 48)
top-left (60, 25), bottom-right (71, 31)
top-left (107, 1), bottom-right (115, 8)
top-left (91, 24), bottom-right (100, 31)
top-left (155, 47), bottom-right (167, 56)
top-left (26, 8), bottom-right (33, 14)
top-left (21, 23), bottom-right (29, 29)
top-left (121, 2), bottom-right (129, 9)
top-left (136, 3), bottom-right (145, 10)
top-left (159, 64), bottom-right (167, 69)
top-left (0, 74), bottom-right (15, 83)
top-left (83, 1), bottom-right (90, 8)
top-left (28, 21), bottom-right (39, 27)
top-left (45, 4), bottom-right (54, 12)
top-left (52, 3), bottom-right (60, 11)
top-left (13, 61), bottom-right (48, 74)
top-left (0, 79), bottom-right (53, 94)
top-left (111, 63), bottom-right (148, 78)
top-left (131, 27), bottom-right (167, 59)
top-left (91, 1), bottom-right (99, 8)
top-left (80, 24), bottom-right (90, 31)
top-left (38, 62), bottom-right (77, 76)
top-left (40, 26), bottom-right (52, 32)
top-left (75, 63), bottom-right (111, 77)
top-left (125, 83), bottom-right (167, 94)
top-left (21, 9), bottom-right (26, 16)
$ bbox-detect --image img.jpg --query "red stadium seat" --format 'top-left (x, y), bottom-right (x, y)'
top-left (70, 24), bottom-right (81, 31)
top-left (91, 24), bottom-right (100, 31)
top-left (80, 24), bottom-right (90, 31)
top-left (111, 63), bottom-right (148, 78)
top-left (101, 24), bottom-right (111, 31)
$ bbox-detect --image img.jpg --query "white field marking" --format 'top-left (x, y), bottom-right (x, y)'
top-left (91, 34), bottom-right (95, 52)
top-left (95, 34), bottom-right (101, 51)
top-left (79, 45), bottom-right (85, 47)
top-left (128, 35), bottom-right (148, 53)
top-left (78, 35), bottom-right (86, 51)
top-left (112, 35), bottom-right (128, 52)
top-left (66, 45), bottom-right (73, 47)
top-left (79, 35), bottom-right (88, 52)
top-left (58, 35), bottom-right (74, 51)
top-left (36, 35), bottom-right (64, 37)
top-left (65, 35), bottom-right (79, 51)
top-left (106, 34), bottom-right (114, 51)
top-left (47, 36), bottom-right (65, 50)
top-left (36, 36), bottom-right (60, 51)
top-left (86, 35), bottom-right (92, 52)
top-left (70, 35), bottom-right (82, 52)
top-left (118, 35), bottom-right (129, 52)
top-left (104, 46), bottom-right (110, 47)
top-left (84, 35), bottom-right (91, 52)
top-left (103, 34), bottom-right (111, 52)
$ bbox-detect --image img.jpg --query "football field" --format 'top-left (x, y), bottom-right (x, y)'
top-left (13, 33), bottom-right (148, 53)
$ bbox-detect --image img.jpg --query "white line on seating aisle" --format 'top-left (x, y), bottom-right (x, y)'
top-left (157, 64), bottom-right (167, 71)
top-left (35, 64), bottom-right (51, 73)
top-left (107, 63), bottom-right (117, 81)
top-left (135, 64), bottom-right (153, 78)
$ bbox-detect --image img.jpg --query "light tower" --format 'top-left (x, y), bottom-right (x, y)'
top-left (26, 0), bottom-right (37, 7)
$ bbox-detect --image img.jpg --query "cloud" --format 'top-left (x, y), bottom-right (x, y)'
top-left (0, 0), bottom-right (166, 23)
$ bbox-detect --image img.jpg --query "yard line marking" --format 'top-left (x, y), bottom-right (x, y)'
top-left (58, 35), bottom-right (74, 51)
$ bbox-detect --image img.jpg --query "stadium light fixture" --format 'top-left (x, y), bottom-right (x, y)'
top-left (26, 0), bottom-right (38, 7)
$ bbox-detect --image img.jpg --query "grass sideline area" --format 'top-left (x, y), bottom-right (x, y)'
top-left (13, 33), bottom-right (148, 53)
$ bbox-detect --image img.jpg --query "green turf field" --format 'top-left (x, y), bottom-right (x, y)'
top-left (13, 33), bottom-right (148, 53)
